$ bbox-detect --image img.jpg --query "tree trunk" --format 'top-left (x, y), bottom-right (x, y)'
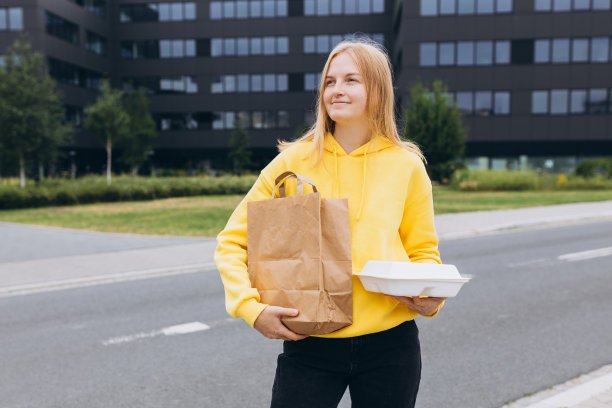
top-left (38, 163), bottom-right (45, 181)
top-left (106, 137), bottom-right (112, 186)
top-left (19, 151), bottom-right (26, 189)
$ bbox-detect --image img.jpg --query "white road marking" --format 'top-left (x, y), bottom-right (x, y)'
top-left (102, 321), bottom-right (211, 346)
top-left (558, 246), bottom-right (612, 262)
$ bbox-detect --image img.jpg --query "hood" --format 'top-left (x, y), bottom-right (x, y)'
top-left (323, 132), bottom-right (396, 221)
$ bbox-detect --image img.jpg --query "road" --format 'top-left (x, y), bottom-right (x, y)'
top-left (1, 220), bottom-right (611, 407)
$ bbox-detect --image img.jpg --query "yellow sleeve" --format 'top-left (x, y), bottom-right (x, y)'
top-left (398, 157), bottom-right (445, 318)
top-left (214, 173), bottom-right (275, 328)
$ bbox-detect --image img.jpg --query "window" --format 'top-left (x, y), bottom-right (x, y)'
top-left (534, 39), bottom-right (550, 63)
top-left (237, 74), bottom-right (249, 92)
top-left (476, 41), bottom-right (493, 65)
top-left (373, 0), bottom-right (385, 12)
top-left (0, 9), bottom-right (6, 30)
top-left (458, 0), bottom-right (476, 14)
top-left (439, 42), bottom-right (455, 65)
top-left (573, 0), bottom-right (590, 9)
top-left (236, 1), bottom-right (248, 18)
top-left (7, 7), bottom-right (23, 30)
top-left (440, 0), bottom-right (457, 13)
top-left (421, 0), bottom-right (437, 15)
top-left (532, 91), bottom-right (549, 114)
top-left (535, 0), bottom-right (552, 10)
top-left (277, 74), bottom-right (288, 91)
top-left (305, 73), bottom-right (317, 91)
top-left (551, 38), bottom-right (570, 63)
top-left (68, 0), bottom-right (107, 19)
top-left (304, 36), bottom-right (315, 53)
top-left (210, 2), bottom-right (222, 18)
top-left (553, 0), bottom-right (571, 10)
top-left (251, 1), bottom-right (262, 16)
top-left (495, 41), bottom-right (510, 64)
top-left (572, 38), bottom-right (589, 62)
top-left (591, 37), bottom-right (609, 62)
top-left (237, 38), bottom-right (249, 55)
top-left (456, 92), bottom-right (473, 114)
top-left (263, 0), bottom-right (275, 17)
top-left (475, 91), bottom-right (493, 116)
top-left (477, 0), bottom-right (495, 13)
top-left (251, 75), bottom-right (262, 92)
top-left (588, 88), bottom-right (608, 113)
top-left (345, 0), bottom-right (357, 14)
top-left (86, 31), bottom-right (107, 56)
top-left (420, 43), bottom-right (437, 66)
top-left (277, 37), bottom-right (288, 54)
top-left (592, 0), bottom-right (611, 9)
top-left (358, 0), bottom-right (371, 13)
top-left (251, 38), bottom-right (262, 55)
top-left (494, 92), bottom-right (511, 115)
top-left (47, 57), bottom-right (102, 90)
top-left (497, 0), bottom-right (513, 12)
top-left (317, 35), bottom-right (329, 53)
top-left (223, 2), bottom-right (235, 18)
top-left (46, 12), bottom-right (79, 45)
top-left (570, 89), bottom-right (587, 113)
top-left (457, 41), bottom-right (474, 65)
top-left (550, 89), bottom-right (569, 114)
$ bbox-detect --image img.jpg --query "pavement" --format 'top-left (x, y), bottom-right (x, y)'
top-left (1, 199), bottom-right (612, 407)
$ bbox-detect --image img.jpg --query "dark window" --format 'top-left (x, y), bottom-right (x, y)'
top-left (46, 12), bottom-right (79, 45)
top-left (120, 4), bottom-right (159, 22)
top-left (289, 73), bottom-right (303, 92)
top-left (47, 57), bottom-right (102, 90)
top-left (86, 31), bottom-right (107, 56)
top-left (511, 39), bottom-right (534, 64)
top-left (68, 0), bottom-right (106, 19)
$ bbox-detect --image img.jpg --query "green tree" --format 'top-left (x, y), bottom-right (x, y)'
top-left (228, 122), bottom-right (252, 175)
top-left (0, 39), bottom-right (72, 187)
top-left (120, 87), bottom-right (157, 176)
top-left (85, 79), bottom-right (130, 185)
top-left (403, 80), bottom-right (466, 183)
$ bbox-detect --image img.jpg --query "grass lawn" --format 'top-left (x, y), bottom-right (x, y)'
top-left (0, 187), bottom-right (610, 237)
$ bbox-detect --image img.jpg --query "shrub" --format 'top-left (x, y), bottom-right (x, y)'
top-left (450, 169), bottom-right (539, 191)
top-left (574, 158), bottom-right (612, 179)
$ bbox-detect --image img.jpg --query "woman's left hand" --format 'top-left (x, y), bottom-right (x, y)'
top-left (388, 295), bottom-right (447, 317)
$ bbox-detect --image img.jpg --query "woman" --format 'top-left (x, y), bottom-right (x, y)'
top-left (214, 38), bottom-right (446, 407)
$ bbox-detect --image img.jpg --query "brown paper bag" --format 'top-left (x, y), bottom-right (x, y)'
top-left (247, 171), bottom-right (353, 335)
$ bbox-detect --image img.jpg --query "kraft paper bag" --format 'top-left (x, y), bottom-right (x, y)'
top-left (247, 171), bottom-right (353, 335)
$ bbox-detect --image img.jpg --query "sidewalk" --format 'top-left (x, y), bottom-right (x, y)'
top-left (1, 199), bottom-right (612, 407)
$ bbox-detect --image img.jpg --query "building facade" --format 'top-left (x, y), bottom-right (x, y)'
top-left (0, 0), bottom-right (611, 173)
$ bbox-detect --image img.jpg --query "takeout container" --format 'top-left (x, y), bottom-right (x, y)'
top-left (357, 261), bottom-right (471, 298)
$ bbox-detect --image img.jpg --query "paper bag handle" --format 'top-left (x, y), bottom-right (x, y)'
top-left (271, 171), bottom-right (318, 199)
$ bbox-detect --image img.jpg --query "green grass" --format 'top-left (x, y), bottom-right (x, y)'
top-left (0, 187), bottom-right (610, 237)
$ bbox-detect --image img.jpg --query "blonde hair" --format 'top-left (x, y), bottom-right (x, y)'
top-left (277, 37), bottom-right (425, 166)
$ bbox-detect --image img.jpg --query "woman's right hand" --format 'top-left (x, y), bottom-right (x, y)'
top-left (253, 306), bottom-right (309, 341)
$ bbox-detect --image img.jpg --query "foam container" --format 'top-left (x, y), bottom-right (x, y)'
top-left (357, 261), bottom-right (471, 297)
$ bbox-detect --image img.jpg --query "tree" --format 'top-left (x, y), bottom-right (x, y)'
top-left (0, 38), bottom-right (72, 187)
top-left (403, 80), bottom-right (466, 183)
top-left (228, 122), bottom-right (252, 175)
top-left (120, 87), bottom-right (157, 176)
top-left (84, 79), bottom-right (130, 185)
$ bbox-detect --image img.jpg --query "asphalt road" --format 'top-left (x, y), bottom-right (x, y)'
top-left (1, 220), bottom-right (611, 408)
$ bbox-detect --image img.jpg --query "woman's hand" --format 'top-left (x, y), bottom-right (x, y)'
top-left (253, 306), bottom-right (309, 341)
top-left (389, 295), bottom-right (447, 317)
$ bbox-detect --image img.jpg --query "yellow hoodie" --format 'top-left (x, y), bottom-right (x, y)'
top-left (214, 132), bottom-right (444, 338)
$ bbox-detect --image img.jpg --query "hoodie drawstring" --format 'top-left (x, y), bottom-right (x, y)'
top-left (357, 148), bottom-right (367, 221)
top-left (333, 144), bottom-right (338, 198)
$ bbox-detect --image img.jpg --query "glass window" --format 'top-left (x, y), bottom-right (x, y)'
top-left (251, 75), bottom-right (262, 92)
top-left (237, 111), bottom-right (250, 129)
top-left (212, 112), bottom-right (224, 129)
top-left (0, 9), bottom-right (6, 30)
top-left (264, 74), bottom-right (275, 91)
top-left (252, 111), bottom-right (263, 128)
top-left (316, 0), bottom-right (329, 15)
top-left (211, 38), bottom-right (222, 56)
top-left (553, 0), bottom-right (571, 10)
top-left (331, 35), bottom-right (343, 49)
top-left (440, 0), bottom-right (457, 14)
top-left (421, 0), bottom-right (438, 15)
top-left (420, 42), bottom-right (437, 66)
top-left (497, 0), bottom-right (513, 12)
top-left (263, 0), bottom-right (275, 16)
top-left (305, 73), bottom-right (315, 91)
top-left (573, 0), bottom-right (590, 9)
top-left (494, 92), bottom-right (510, 115)
top-left (277, 37), bottom-right (288, 54)
top-left (237, 37), bottom-right (249, 55)
top-left (224, 38), bottom-right (235, 55)
top-left (588, 88), bottom-right (607, 113)
top-left (532, 91), bottom-right (549, 114)
top-left (457, 41), bottom-right (474, 65)
top-left (185, 2), bottom-right (196, 19)
top-left (278, 74), bottom-right (288, 91)
top-left (550, 89), bottom-right (568, 114)
top-left (458, 0), bottom-right (475, 14)
top-left (223, 1), bottom-right (235, 18)
top-left (160, 40), bottom-right (171, 58)
top-left (344, 0), bottom-right (357, 13)
top-left (210, 2), bottom-right (222, 19)
top-left (592, 0), bottom-right (611, 9)
top-left (224, 75), bottom-right (236, 92)
top-left (278, 0), bottom-right (288, 16)
top-left (590, 37), bottom-right (609, 62)
top-left (251, 0), bottom-right (262, 16)
top-left (358, 0), bottom-right (371, 13)
top-left (495, 41), bottom-right (510, 64)
top-left (237, 74), bottom-right (249, 92)
top-left (475, 91), bottom-right (492, 116)
top-left (439, 42), bottom-right (455, 65)
top-left (476, 41), bottom-right (493, 65)
top-left (172, 39), bottom-right (184, 57)
top-left (572, 38), bottom-right (589, 62)
top-left (159, 3), bottom-right (171, 20)
top-left (535, 0), bottom-right (552, 10)
top-left (173, 77), bottom-right (185, 92)
top-left (278, 111), bottom-right (289, 128)
top-left (304, 36), bottom-right (315, 53)
top-left (373, 0), bottom-right (385, 12)
top-left (171, 3), bottom-right (183, 20)
top-left (570, 89), bottom-right (587, 113)
top-left (263, 36), bottom-right (275, 55)
top-left (551, 38), bottom-right (570, 63)
top-left (534, 39), bottom-right (550, 63)
top-left (251, 38), bottom-right (262, 55)
top-left (331, 0), bottom-right (343, 13)
top-left (477, 0), bottom-right (494, 13)
top-left (609, 89), bottom-right (612, 113)
top-left (317, 35), bottom-right (329, 53)
top-left (456, 92), bottom-right (473, 114)
top-left (304, 0), bottom-right (315, 15)
top-left (224, 112), bottom-right (235, 129)
top-left (236, 1), bottom-right (248, 18)
top-left (8, 7), bottom-right (23, 30)
top-left (186, 76), bottom-right (198, 93)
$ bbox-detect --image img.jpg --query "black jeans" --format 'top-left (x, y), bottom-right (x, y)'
top-left (270, 320), bottom-right (421, 408)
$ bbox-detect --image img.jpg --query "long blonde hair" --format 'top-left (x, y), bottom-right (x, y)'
top-left (277, 37), bottom-right (425, 166)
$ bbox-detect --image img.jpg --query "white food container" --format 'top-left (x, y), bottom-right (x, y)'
top-left (357, 261), bottom-right (471, 298)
